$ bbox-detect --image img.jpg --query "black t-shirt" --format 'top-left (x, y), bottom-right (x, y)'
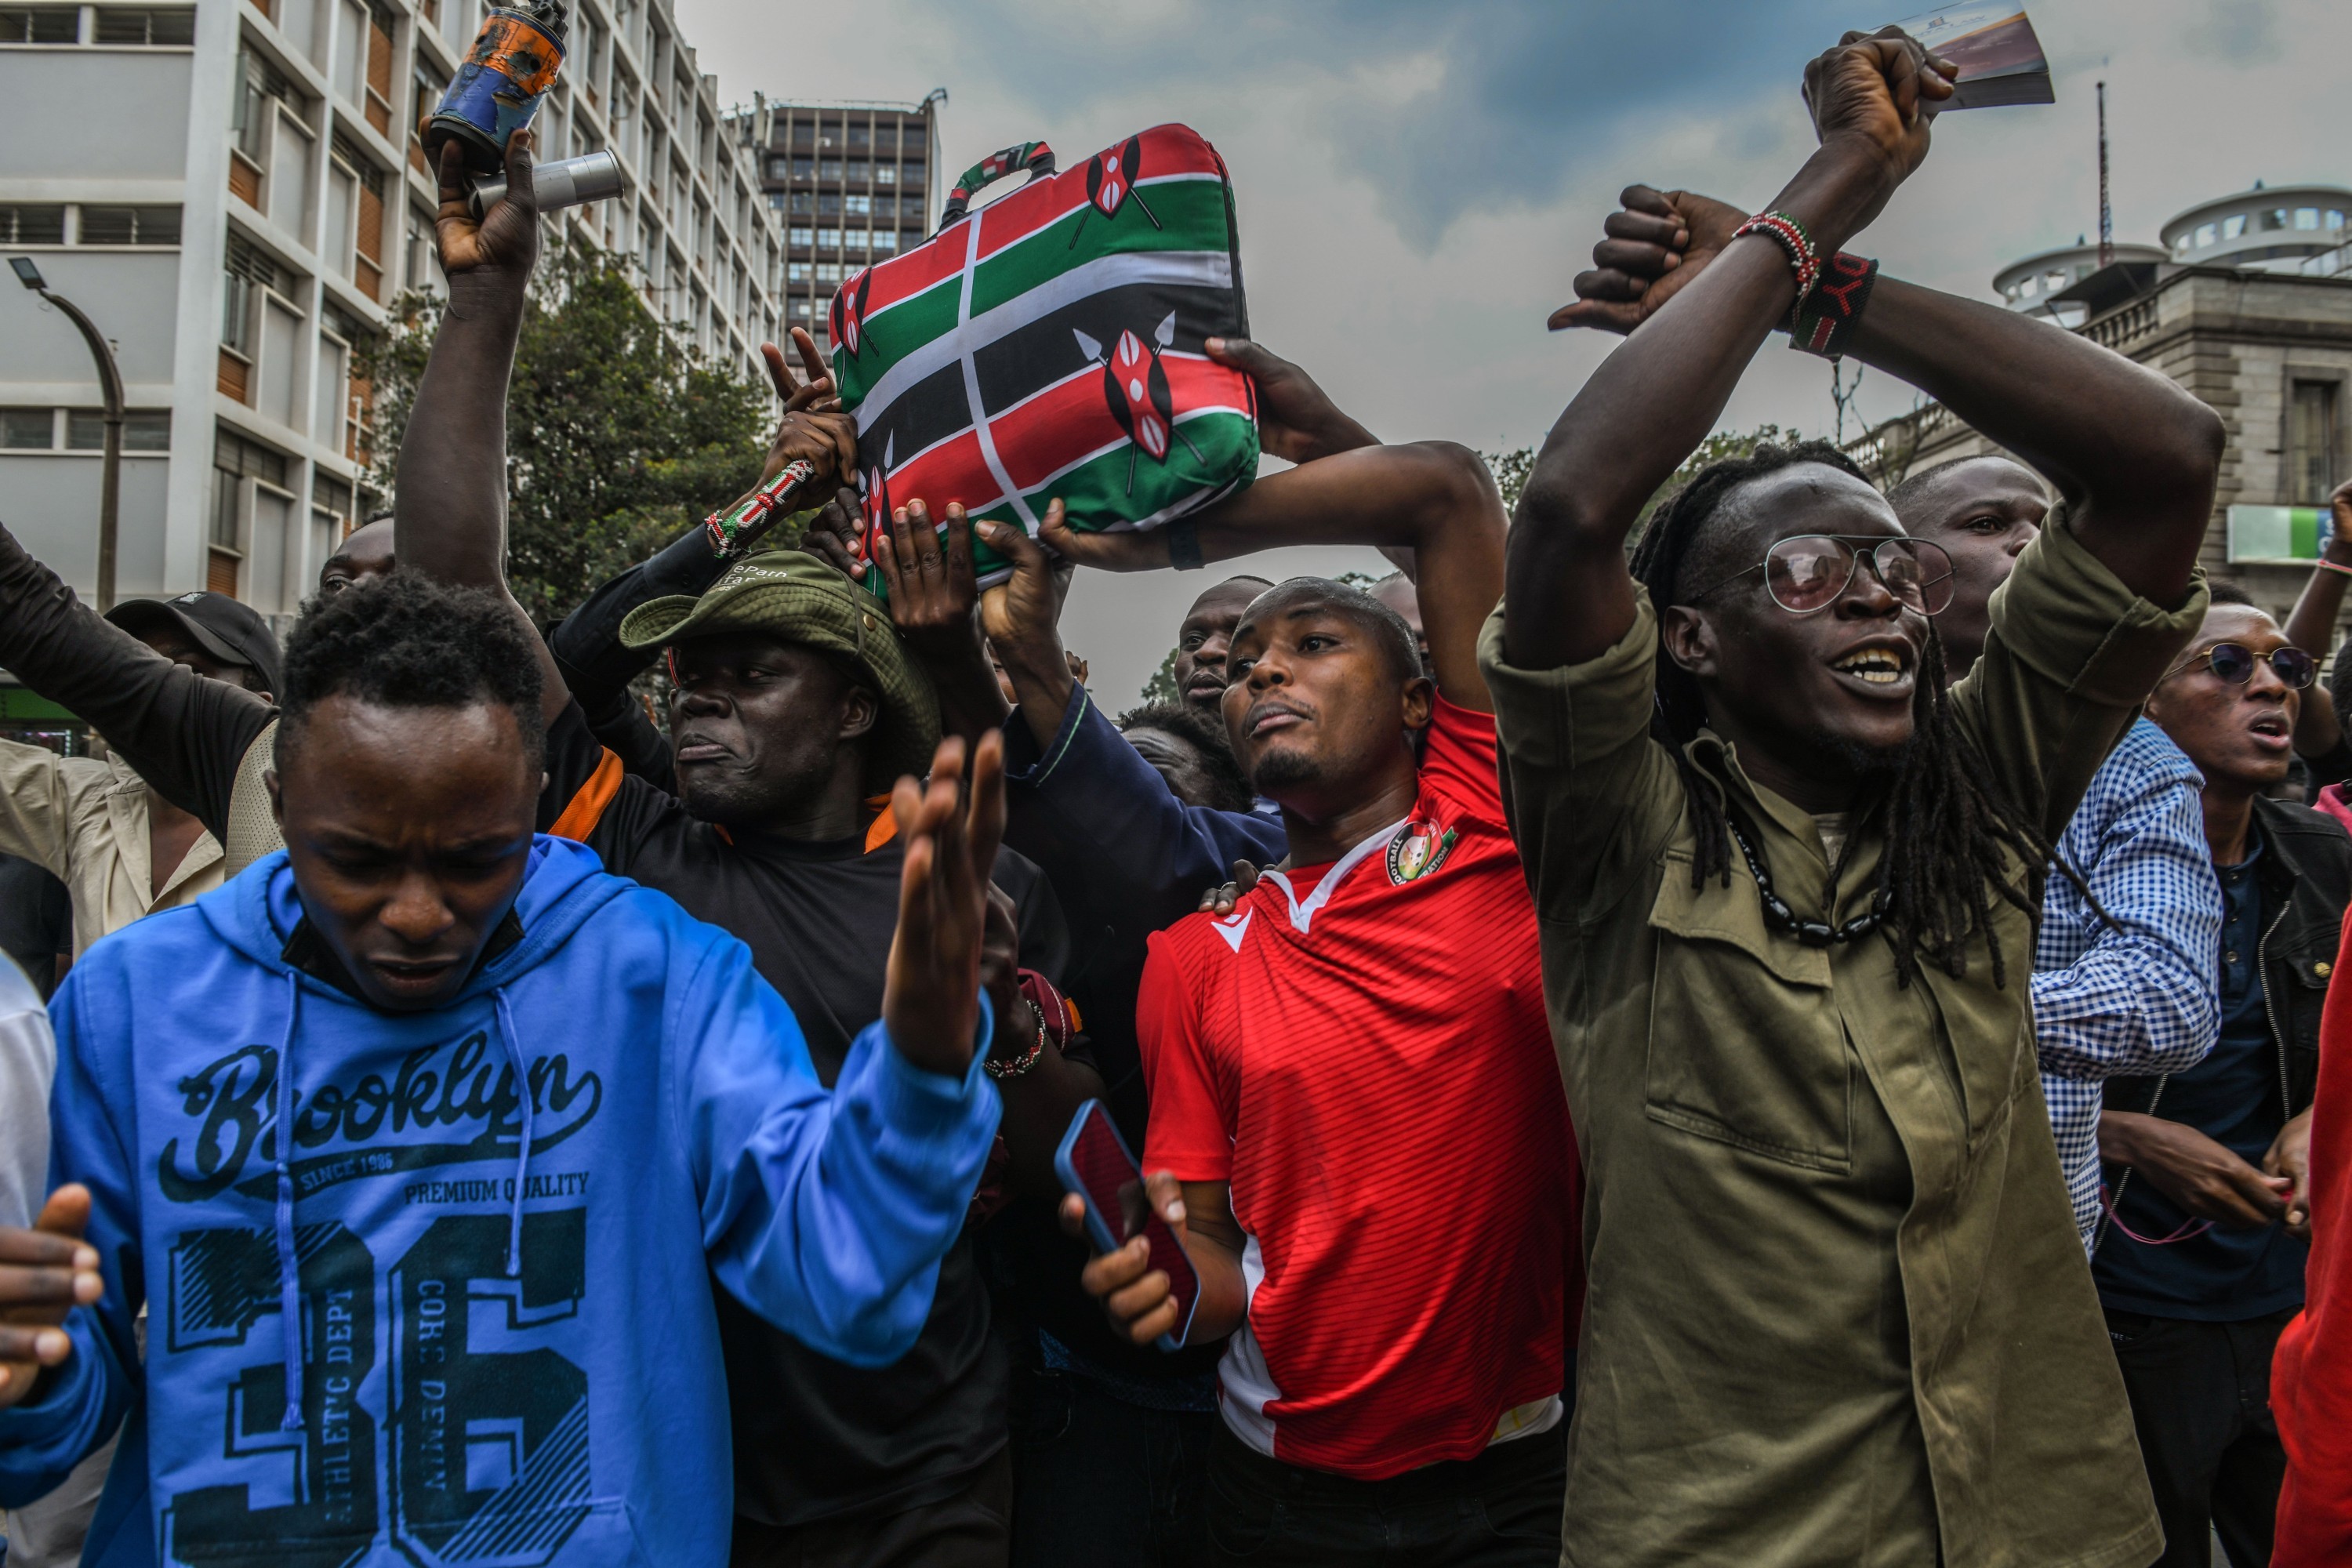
top-left (0, 852), bottom-right (68, 996)
top-left (539, 701), bottom-right (1070, 1526)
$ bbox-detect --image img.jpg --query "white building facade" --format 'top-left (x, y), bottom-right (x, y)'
top-left (0, 0), bottom-right (784, 623)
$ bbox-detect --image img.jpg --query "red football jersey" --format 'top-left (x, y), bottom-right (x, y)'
top-left (1140, 697), bottom-right (1582, 1479)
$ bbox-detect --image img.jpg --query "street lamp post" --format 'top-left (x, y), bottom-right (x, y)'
top-left (11, 256), bottom-right (125, 609)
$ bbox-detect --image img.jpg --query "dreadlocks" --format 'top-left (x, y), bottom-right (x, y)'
top-left (1628, 440), bottom-right (2060, 989)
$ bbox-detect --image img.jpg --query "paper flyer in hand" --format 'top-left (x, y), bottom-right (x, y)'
top-left (1887, 5), bottom-right (2055, 107)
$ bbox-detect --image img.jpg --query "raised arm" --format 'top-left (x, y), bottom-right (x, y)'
top-left (2283, 477), bottom-right (2352, 763)
top-left (396, 132), bottom-right (855, 730)
top-left (1040, 439), bottom-right (1505, 710)
top-left (393, 131), bottom-right (567, 724)
top-left (1505, 33), bottom-right (1955, 671)
top-left (969, 519), bottom-right (1286, 927)
top-left (0, 524), bottom-right (269, 839)
top-left (1543, 133), bottom-right (2225, 663)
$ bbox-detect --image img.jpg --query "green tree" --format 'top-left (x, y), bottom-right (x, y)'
top-left (1635, 423), bottom-right (1795, 538)
top-left (362, 237), bottom-right (775, 621)
top-left (1482, 426), bottom-right (1791, 547)
top-left (1138, 645), bottom-right (1182, 706)
top-left (1483, 447), bottom-right (1536, 514)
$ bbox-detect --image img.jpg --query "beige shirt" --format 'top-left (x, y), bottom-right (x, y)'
top-left (0, 740), bottom-right (224, 956)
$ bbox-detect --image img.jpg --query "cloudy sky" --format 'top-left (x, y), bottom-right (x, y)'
top-left (687, 0), bottom-right (2346, 706)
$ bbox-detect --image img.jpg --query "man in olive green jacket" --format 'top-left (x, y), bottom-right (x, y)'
top-left (1485, 31), bottom-right (2224, 1568)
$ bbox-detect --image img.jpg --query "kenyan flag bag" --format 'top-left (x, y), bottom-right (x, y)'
top-left (828, 126), bottom-right (1260, 593)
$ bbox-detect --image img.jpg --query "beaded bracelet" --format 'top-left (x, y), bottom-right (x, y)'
top-left (1788, 252), bottom-right (1880, 361)
top-left (984, 1004), bottom-right (1047, 1080)
top-left (1733, 210), bottom-right (1821, 304)
top-left (704, 458), bottom-right (816, 558)
top-left (2317, 557), bottom-right (2352, 580)
top-left (985, 968), bottom-right (1076, 1080)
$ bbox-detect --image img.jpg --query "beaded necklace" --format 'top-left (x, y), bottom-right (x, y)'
top-left (1724, 815), bottom-right (1891, 949)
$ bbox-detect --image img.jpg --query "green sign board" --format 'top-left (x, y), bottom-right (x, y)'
top-left (0, 687), bottom-right (76, 722)
top-left (2227, 504), bottom-right (2332, 564)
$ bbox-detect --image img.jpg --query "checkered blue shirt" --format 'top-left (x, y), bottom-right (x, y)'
top-left (2034, 718), bottom-right (2222, 1252)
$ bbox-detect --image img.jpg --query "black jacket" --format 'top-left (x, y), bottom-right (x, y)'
top-left (2107, 794), bottom-right (2352, 1127)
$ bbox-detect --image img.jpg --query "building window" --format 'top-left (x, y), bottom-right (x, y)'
top-left (791, 155), bottom-right (813, 179)
top-left (77, 205), bottom-right (181, 245)
top-left (767, 157), bottom-right (790, 180)
top-left (210, 426), bottom-right (286, 583)
top-left (2223, 214), bottom-right (2247, 240)
top-left (846, 160), bottom-right (869, 183)
top-left (816, 192), bottom-right (840, 217)
top-left (233, 47), bottom-right (299, 166)
top-left (819, 159), bottom-right (841, 181)
top-left (2289, 382), bottom-right (2340, 506)
top-left (220, 234), bottom-right (281, 347)
top-left (844, 194), bottom-right (869, 217)
top-left (814, 261), bottom-right (841, 284)
top-left (786, 297), bottom-right (813, 319)
top-left (902, 160), bottom-right (924, 187)
top-left (65, 410), bottom-right (171, 450)
top-left (0, 5), bottom-right (80, 42)
top-left (788, 226), bottom-right (812, 246)
top-left (0, 410), bottom-right (56, 449)
top-left (872, 230), bottom-right (897, 255)
top-left (0, 205), bottom-right (66, 244)
top-left (92, 6), bottom-right (195, 44)
top-left (875, 164), bottom-right (895, 186)
top-left (313, 471), bottom-right (354, 533)
top-left (2332, 210), bottom-right (2349, 231)
top-left (847, 124), bottom-right (869, 148)
top-left (815, 227), bottom-right (840, 249)
top-left (2194, 223), bottom-right (2217, 249)
top-left (786, 261), bottom-right (810, 282)
top-left (2296, 208), bottom-right (2321, 230)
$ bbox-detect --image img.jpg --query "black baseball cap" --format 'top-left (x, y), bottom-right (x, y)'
top-left (106, 590), bottom-right (285, 699)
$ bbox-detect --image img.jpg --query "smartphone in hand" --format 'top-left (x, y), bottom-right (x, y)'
top-left (1055, 1101), bottom-right (1201, 1352)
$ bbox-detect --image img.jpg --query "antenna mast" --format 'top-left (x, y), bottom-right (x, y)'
top-left (2096, 82), bottom-right (2114, 267)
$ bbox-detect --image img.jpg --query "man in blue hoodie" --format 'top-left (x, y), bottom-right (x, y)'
top-left (0, 572), bottom-right (1007, 1567)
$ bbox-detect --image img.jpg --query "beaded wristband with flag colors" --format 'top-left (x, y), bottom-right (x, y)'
top-left (1787, 252), bottom-right (1879, 360)
top-left (1733, 210), bottom-right (1821, 304)
top-left (704, 459), bottom-right (815, 558)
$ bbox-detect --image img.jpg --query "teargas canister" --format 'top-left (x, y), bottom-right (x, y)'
top-left (423, 2), bottom-right (568, 176)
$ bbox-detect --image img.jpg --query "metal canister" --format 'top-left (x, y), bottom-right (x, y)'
top-left (466, 148), bottom-right (625, 219)
top-left (423, 1), bottom-right (567, 177)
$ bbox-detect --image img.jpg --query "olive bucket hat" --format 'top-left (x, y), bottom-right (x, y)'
top-left (618, 550), bottom-right (942, 792)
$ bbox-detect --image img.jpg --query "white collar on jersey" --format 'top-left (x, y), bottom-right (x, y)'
top-left (1259, 815), bottom-right (1408, 935)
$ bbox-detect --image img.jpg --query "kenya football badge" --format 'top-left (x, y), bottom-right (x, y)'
top-left (1074, 313), bottom-right (1206, 493)
top-left (830, 268), bottom-right (873, 358)
top-left (1387, 818), bottom-right (1458, 884)
top-left (1069, 134), bottom-right (1163, 249)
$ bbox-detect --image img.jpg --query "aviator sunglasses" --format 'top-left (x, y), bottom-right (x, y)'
top-left (1691, 534), bottom-right (1957, 617)
top-left (2163, 641), bottom-right (2317, 690)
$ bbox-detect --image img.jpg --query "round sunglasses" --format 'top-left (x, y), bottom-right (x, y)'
top-left (2165, 642), bottom-right (2317, 690)
top-left (1691, 534), bottom-right (1956, 617)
